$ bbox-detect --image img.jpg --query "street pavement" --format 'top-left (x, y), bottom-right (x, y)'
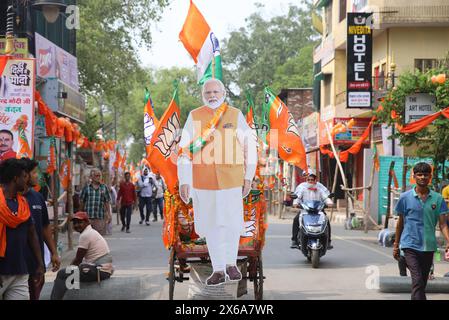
top-left (44, 210), bottom-right (449, 300)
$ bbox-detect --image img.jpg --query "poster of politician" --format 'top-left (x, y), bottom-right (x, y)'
top-left (0, 57), bottom-right (35, 161)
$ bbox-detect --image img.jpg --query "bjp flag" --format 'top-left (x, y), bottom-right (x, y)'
top-left (148, 87), bottom-right (181, 194)
top-left (144, 87), bottom-right (159, 157)
top-left (59, 158), bottom-right (71, 190)
top-left (263, 87), bottom-right (307, 171)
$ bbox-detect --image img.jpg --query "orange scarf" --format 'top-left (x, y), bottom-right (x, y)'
top-left (0, 188), bottom-right (31, 257)
top-left (180, 103), bottom-right (228, 160)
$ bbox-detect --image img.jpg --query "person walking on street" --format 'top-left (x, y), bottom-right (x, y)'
top-left (20, 158), bottom-right (60, 300)
top-left (50, 212), bottom-right (113, 300)
top-left (117, 172), bottom-right (136, 233)
top-left (152, 172), bottom-right (166, 222)
top-left (137, 168), bottom-right (155, 226)
top-left (0, 159), bottom-right (44, 300)
top-left (80, 169), bottom-right (112, 235)
top-left (393, 162), bottom-right (449, 300)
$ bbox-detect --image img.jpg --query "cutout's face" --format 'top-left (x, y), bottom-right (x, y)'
top-left (203, 82), bottom-right (224, 106)
top-left (0, 132), bottom-right (13, 153)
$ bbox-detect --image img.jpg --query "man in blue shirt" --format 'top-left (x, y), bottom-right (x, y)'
top-left (0, 159), bottom-right (44, 300)
top-left (394, 162), bottom-right (449, 300)
top-left (20, 158), bottom-right (60, 300)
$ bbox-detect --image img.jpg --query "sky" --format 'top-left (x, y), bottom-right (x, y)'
top-left (138, 0), bottom-right (299, 69)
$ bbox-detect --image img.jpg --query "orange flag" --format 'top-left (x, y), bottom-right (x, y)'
top-left (144, 88), bottom-right (159, 157)
top-left (113, 148), bottom-right (122, 169)
top-left (263, 87), bottom-right (307, 171)
top-left (59, 158), bottom-right (71, 190)
top-left (148, 87), bottom-right (181, 194)
top-left (47, 138), bottom-right (57, 174)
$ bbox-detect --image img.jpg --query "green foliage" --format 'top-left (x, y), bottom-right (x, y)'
top-left (374, 54), bottom-right (449, 185)
top-left (119, 67), bottom-right (202, 165)
top-left (221, 2), bottom-right (317, 113)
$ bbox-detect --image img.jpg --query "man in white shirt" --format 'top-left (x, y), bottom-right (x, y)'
top-left (50, 212), bottom-right (113, 300)
top-left (136, 168), bottom-right (156, 226)
top-left (291, 173), bottom-right (334, 249)
top-left (152, 172), bottom-right (166, 222)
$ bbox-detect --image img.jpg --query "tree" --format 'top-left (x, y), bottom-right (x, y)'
top-left (221, 2), bottom-right (317, 113)
top-left (118, 67), bottom-right (202, 164)
top-left (76, 0), bottom-right (170, 140)
top-left (375, 54), bottom-right (449, 187)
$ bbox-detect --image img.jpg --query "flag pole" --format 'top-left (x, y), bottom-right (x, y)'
top-left (212, 56), bottom-right (216, 79)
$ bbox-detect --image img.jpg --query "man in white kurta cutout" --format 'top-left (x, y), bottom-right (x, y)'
top-left (177, 78), bottom-right (257, 286)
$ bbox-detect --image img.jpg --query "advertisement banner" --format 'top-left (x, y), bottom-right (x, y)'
top-left (334, 117), bottom-right (371, 144)
top-left (0, 38), bottom-right (29, 58)
top-left (35, 33), bottom-right (79, 91)
top-left (347, 12), bottom-right (372, 109)
top-left (0, 58), bottom-right (35, 160)
top-left (302, 112), bottom-right (319, 152)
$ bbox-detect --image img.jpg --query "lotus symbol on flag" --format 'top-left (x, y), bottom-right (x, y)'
top-left (281, 146), bottom-right (293, 154)
top-left (287, 112), bottom-right (300, 137)
top-left (242, 207), bottom-right (257, 238)
top-left (153, 113), bottom-right (181, 159)
top-left (144, 112), bottom-right (156, 146)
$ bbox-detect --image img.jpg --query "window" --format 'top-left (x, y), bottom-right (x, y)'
top-left (325, 1), bottom-right (333, 36)
top-left (415, 59), bottom-right (438, 72)
top-left (324, 74), bottom-right (332, 107)
top-left (339, 0), bottom-right (347, 22)
top-left (374, 66), bottom-right (379, 90)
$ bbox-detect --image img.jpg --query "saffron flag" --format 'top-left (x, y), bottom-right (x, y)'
top-left (112, 147), bottom-right (122, 169)
top-left (148, 87), bottom-right (182, 194)
top-left (47, 137), bottom-right (57, 174)
top-left (263, 87), bottom-right (308, 171)
top-left (144, 87), bottom-right (159, 157)
top-left (59, 158), bottom-right (71, 190)
top-left (245, 91), bottom-right (258, 138)
top-left (179, 0), bottom-right (222, 84)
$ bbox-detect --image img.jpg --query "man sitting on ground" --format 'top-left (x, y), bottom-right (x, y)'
top-left (50, 212), bottom-right (114, 300)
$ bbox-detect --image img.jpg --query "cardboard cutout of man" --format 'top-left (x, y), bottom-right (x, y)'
top-left (178, 78), bottom-right (257, 286)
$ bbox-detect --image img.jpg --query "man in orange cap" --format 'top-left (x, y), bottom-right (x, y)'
top-left (50, 211), bottom-right (113, 300)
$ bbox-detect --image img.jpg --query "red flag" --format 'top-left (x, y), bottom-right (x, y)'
top-left (148, 88), bottom-right (181, 194)
top-left (263, 88), bottom-right (307, 171)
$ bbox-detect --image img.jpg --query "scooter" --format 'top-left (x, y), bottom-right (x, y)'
top-left (290, 194), bottom-right (332, 268)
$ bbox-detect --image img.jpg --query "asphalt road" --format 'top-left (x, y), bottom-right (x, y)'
top-left (44, 211), bottom-right (449, 300)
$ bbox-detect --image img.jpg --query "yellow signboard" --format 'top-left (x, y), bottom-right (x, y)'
top-left (0, 38), bottom-right (29, 59)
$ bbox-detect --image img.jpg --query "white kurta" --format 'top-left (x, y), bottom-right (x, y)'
top-left (177, 107), bottom-right (257, 271)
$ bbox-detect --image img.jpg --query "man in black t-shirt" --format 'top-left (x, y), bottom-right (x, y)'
top-left (0, 159), bottom-right (44, 300)
top-left (20, 158), bottom-right (60, 300)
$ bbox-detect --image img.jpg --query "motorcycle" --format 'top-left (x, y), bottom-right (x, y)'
top-left (290, 194), bottom-right (333, 268)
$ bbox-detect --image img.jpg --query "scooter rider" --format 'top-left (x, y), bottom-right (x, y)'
top-left (290, 172), bottom-right (334, 249)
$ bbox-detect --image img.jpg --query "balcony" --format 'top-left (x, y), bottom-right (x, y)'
top-left (374, 2), bottom-right (449, 27)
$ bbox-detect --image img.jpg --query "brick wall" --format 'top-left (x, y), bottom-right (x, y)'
top-left (280, 88), bottom-right (314, 122)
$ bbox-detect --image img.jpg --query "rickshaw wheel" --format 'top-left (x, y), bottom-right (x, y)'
top-left (169, 248), bottom-right (176, 300)
top-left (253, 255), bottom-right (263, 300)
